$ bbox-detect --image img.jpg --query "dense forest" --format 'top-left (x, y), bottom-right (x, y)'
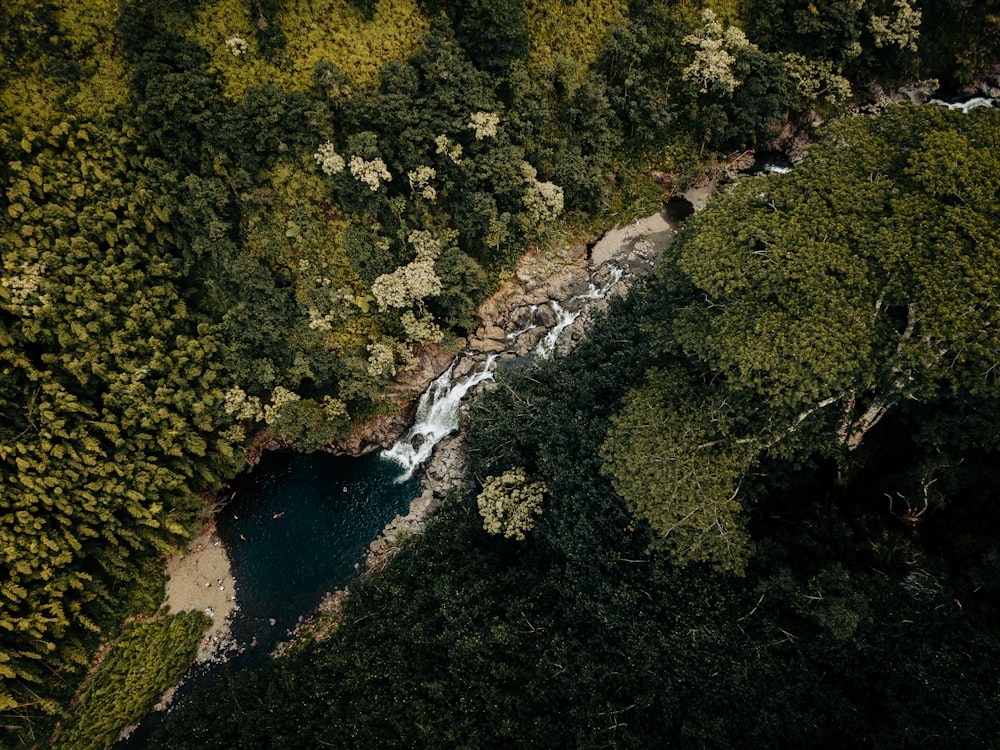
top-left (1, 0), bottom-right (999, 747)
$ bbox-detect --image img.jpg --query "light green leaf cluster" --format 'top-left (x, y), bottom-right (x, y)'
top-left (182, 0), bottom-right (430, 99)
top-left (519, 161), bottom-right (564, 229)
top-left (263, 386), bottom-right (302, 427)
top-left (435, 134), bottom-right (464, 164)
top-left (682, 9), bottom-right (757, 94)
top-left (468, 111), bottom-right (501, 140)
top-left (225, 35), bottom-right (249, 56)
top-left (222, 386), bottom-right (264, 422)
top-left (371, 260), bottom-right (442, 309)
top-left (782, 52), bottom-right (853, 106)
top-left (2, 261), bottom-right (46, 310)
top-left (371, 232), bottom-right (444, 310)
top-left (401, 310), bottom-right (444, 344)
top-left (407, 166), bottom-right (437, 201)
top-left (477, 467), bottom-right (547, 541)
top-left (314, 142), bottom-right (346, 175)
top-left (869, 0), bottom-right (921, 51)
top-left (348, 155), bottom-right (392, 191)
top-left (366, 340), bottom-right (416, 379)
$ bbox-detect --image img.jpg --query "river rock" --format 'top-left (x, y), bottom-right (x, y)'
top-left (528, 265), bottom-right (591, 302)
top-left (508, 305), bottom-right (537, 332)
top-left (511, 326), bottom-right (546, 357)
top-left (452, 354), bottom-right (483, 380)
top-left (533, 302), bottom-right (558, 328)
top-left (422, 433), bottom-right (471, 498)
top-left (468, 335), bottom-right (507, 354)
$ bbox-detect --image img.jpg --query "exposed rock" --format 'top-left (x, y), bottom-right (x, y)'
top-left (527, 265), bottom-right (591, 301)
top-left (452, 355), bottom-right (482, 380)
top-left (765, 119), bottom-right (817, 165)
top-left (897, 79), bottom-right (940, 104)
top-left (468, 336), bottom-right (507, 354)
top-left (478, 324), bottom-right (507, 341)
top-left (327, 342), bottom-right (458, 457)
top-left (533, 302), bottom-right (557, 328)
top-left (510, 326), bottom-right (546, 357)
top-left (590, 210), bottom-right (672, 266)
top-left (326, 406), bottom-right (417, 457)
top-left (507, 305), bottom-right (537, 332)
top-left (387, 341), bottom-right (463, 403)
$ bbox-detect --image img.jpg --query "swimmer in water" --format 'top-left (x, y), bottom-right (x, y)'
top-left (272, 512), bottom-right (284, 519)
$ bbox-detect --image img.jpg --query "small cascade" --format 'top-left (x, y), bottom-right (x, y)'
top-left (588, 265), bottom-right (624, 298)
top-left (534, 302), bottom-right (580, 359)
top-left (382, 354), bottom-right (498, 479)
top-left (382, 214), bottom-right (669, 481)
top-left (533, 266), bottom-right (623, 359)
top-left (929, 97), bottom-right (994, 112)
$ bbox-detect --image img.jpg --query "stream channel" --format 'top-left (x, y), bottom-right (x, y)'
top-left (108, 93), bottom-right (996, 746)
top-left (117, 206), bottom-right (673, 747)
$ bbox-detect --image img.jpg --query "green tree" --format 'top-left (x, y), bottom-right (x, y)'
top-left (602, 105), bottom-right (1000, 571)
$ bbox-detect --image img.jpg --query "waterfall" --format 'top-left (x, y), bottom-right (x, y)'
top-left (382, 354), bottom-right (498, 479)
top-left (534, 302), bottom-right (580, 359)
top-left (928, 97), bottom-right (994, 113)
top-left (383, 262), bottom-right (632, 478)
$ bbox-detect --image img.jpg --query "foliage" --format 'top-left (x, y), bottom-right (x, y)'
top-left (3, 0), bottom-right (1000, 744)
top-left (524, 0), bottom-right (629, 75)
top-left (601, 105), bottom-right (1000, 569)
top-left (476, 467), bottom-right (547, 540)
top-left (50, 611), bottom-right (208, 750)
top-left (176, 0), bottom-right (430, 99)
top-left (0, 111), bottom-right (240, 721)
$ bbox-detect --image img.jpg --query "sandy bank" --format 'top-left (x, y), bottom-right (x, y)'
top-left (163, 526), bottom-right (238, 664)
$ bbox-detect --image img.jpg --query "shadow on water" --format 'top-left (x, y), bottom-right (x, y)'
top-left (117, 449), bottom-right (419, 748)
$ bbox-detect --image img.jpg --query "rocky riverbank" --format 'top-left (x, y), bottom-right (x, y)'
top-left (276, 205), bottom-right (686, 651)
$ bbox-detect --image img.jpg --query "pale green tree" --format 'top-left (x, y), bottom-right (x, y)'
top-left (477, 467), bottom-right (547, 541)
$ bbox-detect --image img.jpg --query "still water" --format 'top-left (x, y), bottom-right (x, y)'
top-left (216, 450), bottom-right (419, 656)
top-left (118, 450), bottom-right (419, 747)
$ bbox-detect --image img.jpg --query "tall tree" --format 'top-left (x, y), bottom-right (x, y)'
top-left (602, 105), bottom-right (1000, 571)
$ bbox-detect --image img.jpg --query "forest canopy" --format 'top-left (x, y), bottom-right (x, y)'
top-left (603, 105), bottom-right (1000, 572)
top-left (2, 0), bottom-right (999, 745)
top-left (149, 105), bottom-right (1000, 748)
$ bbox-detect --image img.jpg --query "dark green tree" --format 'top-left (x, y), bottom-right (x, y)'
top-left (602, 105), bottom-right (1000, 571)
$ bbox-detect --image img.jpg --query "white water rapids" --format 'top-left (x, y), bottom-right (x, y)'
top-left (381, 354), bottom-right (498, 479)
top-left (383, 263), bottom-right (629, 480)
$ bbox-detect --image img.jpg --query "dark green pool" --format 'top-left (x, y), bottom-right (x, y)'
top-left (118, 450), bottom-right (419, 748)
top-left (215, 450), bottom-right (420, 657)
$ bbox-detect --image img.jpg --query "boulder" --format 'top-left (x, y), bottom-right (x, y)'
top-left (468, 336), bottom-right (507, 354)
top-left (510, 326), bottom-right (546, 357)
top-left (533, 302), bottom-right (558, 328)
